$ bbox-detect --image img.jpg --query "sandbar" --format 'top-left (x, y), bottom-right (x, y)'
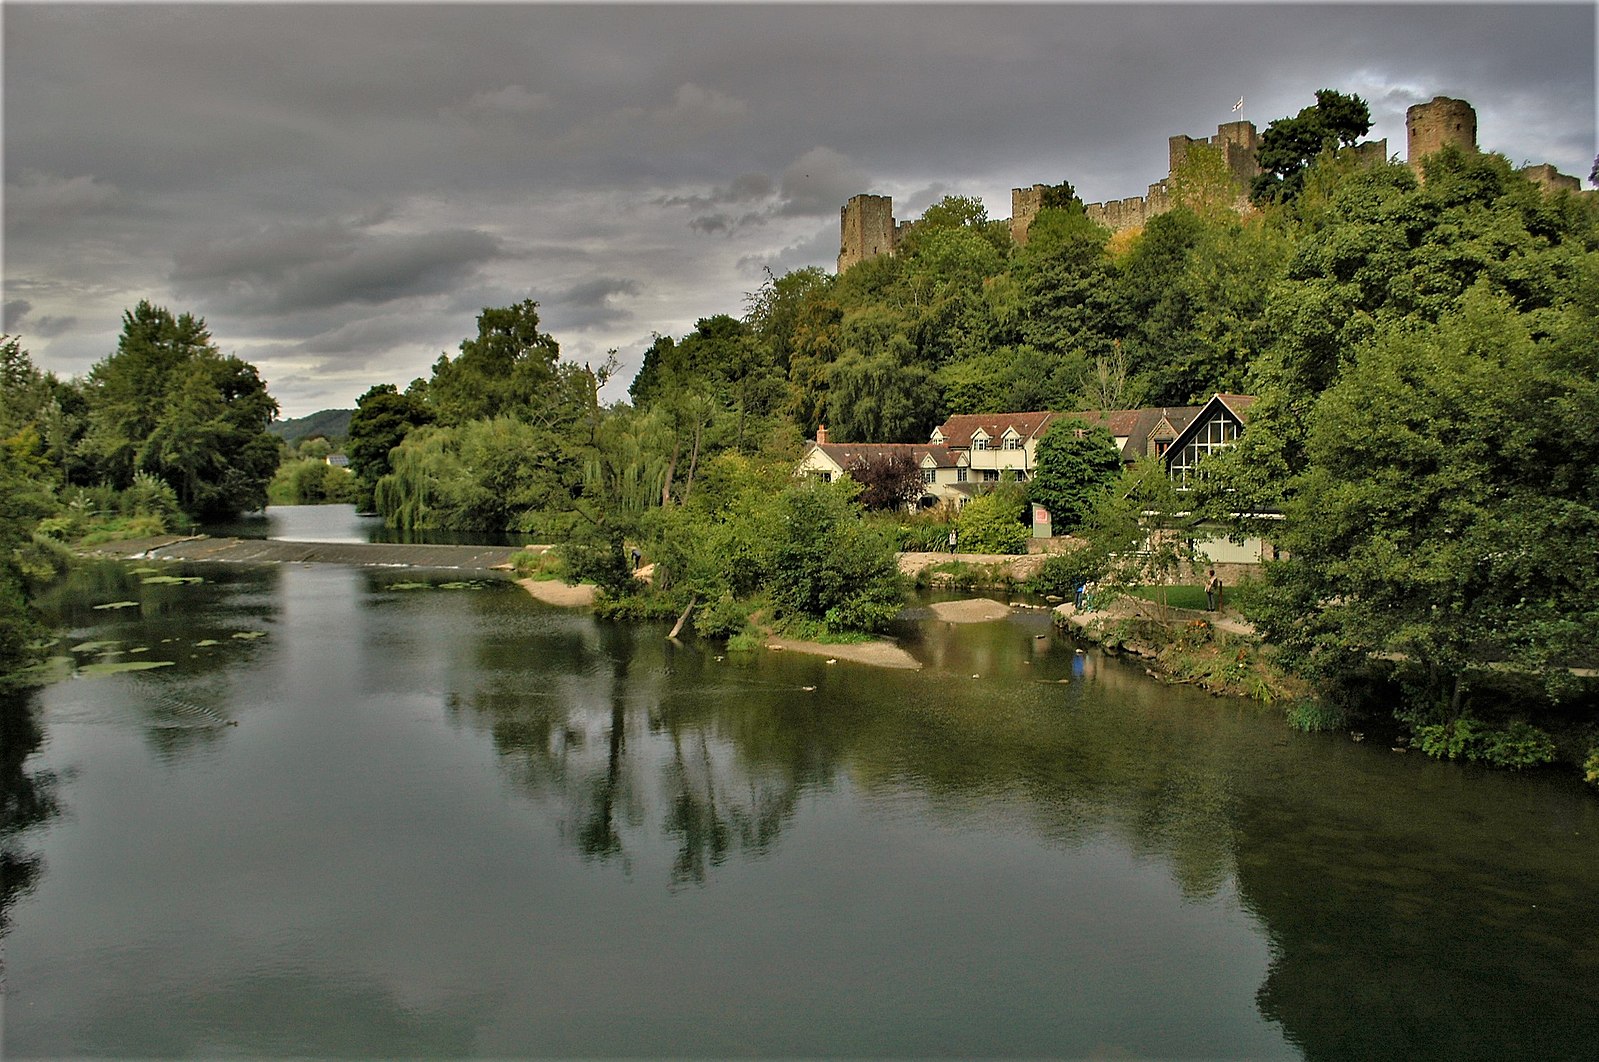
top-left (927, 598), bottom-right (1013, 623)
top-left (763, 637), bottom-right (921, 669)
top-left (516, 577), bottom-right (599, 607)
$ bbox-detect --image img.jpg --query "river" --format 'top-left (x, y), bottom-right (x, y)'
top-left (2, 507), bottom-right (1596, 1058)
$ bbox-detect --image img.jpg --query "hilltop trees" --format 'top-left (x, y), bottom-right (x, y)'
top-left (1250, 89), bottom-right (1373, 205)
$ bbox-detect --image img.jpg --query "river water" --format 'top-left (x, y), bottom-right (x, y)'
top-left (2, 508), bottom-right (1596, 1058)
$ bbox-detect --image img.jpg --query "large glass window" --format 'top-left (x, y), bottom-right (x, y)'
top-left (921, 469), bottom-right (936, 483)
top-left (1169, 413), bottom-right (1240, 487)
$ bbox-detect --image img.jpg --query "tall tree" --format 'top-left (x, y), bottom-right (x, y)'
top-left (81, 302), bottom-right (278, 518)
top-left (1250, 89), bottom-right (1373, 205)
top-left (1029, 417), bottom-right (1123, 533)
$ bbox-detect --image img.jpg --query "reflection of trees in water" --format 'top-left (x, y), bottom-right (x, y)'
top-left (1228, 764), bottom-right (1599, 1062)
top-left (451, 621), bottom-right (808, 885)
top-left (454, 612), bottom-right (1253, 900)
top-left (1, 689), bottom-right (62, 935)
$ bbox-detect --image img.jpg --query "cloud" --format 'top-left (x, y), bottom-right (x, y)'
top-left (654, 83), bottom-right (749, 128)
top-left (5, 171), bottom-right (119, 224)
top-left (779, 147), bottom-right (868, 217)
top-left (3, 299), bottom-right (30, 330)
top-left (545, 276), bottom-right (642, 331)
top-left (171, 220), bottom-right (506, 316)
top-left (459, 84), bottom-right (553, 117)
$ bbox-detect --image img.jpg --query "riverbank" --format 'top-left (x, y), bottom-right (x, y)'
top-left (1055, 596), bottom-right (1308, 705)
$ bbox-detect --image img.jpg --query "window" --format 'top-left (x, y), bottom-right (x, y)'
top-left (819, 471), bottom-right (833, 483)
top-left (921, 469), bottom-right (936, 483)
top-left (1154, 437), bottom-right (1172, 457)
top-left (1004, 437), bottom-right (1023, 451)
top-left (972, 437), bottom-right (988, 451)
top-left (1168, 414), bottom-right (1240, 487)
top-left (981, 469), bottom-right (999, 482)
top-left (956, 467), bottom-right (968, 483)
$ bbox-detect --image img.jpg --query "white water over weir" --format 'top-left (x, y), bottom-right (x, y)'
top-left (81, 534), bottom-right (527, 572)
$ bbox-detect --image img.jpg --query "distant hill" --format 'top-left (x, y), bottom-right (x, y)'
top-left (269, 408), bottom-right (354, 444)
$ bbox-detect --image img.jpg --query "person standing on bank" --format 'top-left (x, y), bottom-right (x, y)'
top-left (948, 528), bottom-right (957, 554)
top-left (1205, 568), bottom-right (1222, 611)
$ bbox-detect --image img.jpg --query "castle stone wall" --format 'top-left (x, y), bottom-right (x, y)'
top-left (838, 194), bottom-right (897, 273)
top-left (1520, 163), bottom-right (1581, 193)
top-left (1406, 96), bottom-right (1478, 172)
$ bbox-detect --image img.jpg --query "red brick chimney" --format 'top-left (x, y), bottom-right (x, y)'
top-left (816, 424), bottom-right (829, 444)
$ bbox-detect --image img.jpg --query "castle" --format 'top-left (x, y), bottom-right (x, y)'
top-left (837, 96), bottom-right (1585, 271)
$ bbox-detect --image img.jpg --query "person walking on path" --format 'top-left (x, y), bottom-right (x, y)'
top-left (947, 528), bottom-right (957, 554)
top-left (1205, 568), bottom-right (1223, 611)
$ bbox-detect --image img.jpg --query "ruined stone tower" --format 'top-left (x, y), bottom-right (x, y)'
top-left (1407, 96), bottom-right (1478, 172)
top-left (1010, 185), bottom-right (1047, 247)
top-left (838, 194), bottom-right (897, 273)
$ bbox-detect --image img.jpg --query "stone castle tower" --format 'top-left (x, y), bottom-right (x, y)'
top-left (1406, 96), bottom-right (1478, 172)
top-left (838, 194), bottom-right (897, 273)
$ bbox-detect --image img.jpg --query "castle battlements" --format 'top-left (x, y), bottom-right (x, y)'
top-left (837, 95), bottom-right (1585, 272)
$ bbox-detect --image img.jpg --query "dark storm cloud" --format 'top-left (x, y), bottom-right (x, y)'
top-left (171, 222), bottom-right (506, 316)
top-left (544, 276), bottom-right (644, 332)
top-left (4, 3), bottom-right (1593, 416)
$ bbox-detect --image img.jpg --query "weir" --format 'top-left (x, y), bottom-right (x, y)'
top-left (80, 534), bottom-right (526, 572)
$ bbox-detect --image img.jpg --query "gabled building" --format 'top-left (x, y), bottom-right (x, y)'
top-left (798, 393), bottom-right (1259, 513)
top-left (796, 427), bottom-right (965, 509)
top-left (929, 410), bottom-right (1058, 484)
top-left (1164, 393), bottom-right (1256, 488)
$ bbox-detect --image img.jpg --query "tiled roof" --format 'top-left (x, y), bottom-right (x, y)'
top-left (1062, 407), bottom-right (1204, 461)
top-left (811, 441), bottom-right (959, 469)
top-left (1215, 393), bottom-right (1258, 422)
top-left (933, 411), bottom-right (1057, 446)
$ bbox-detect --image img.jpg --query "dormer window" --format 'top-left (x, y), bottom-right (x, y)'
top-left (972, 438), bottom-right (988, 451)
top-left (1004, 438), bottom-right (1023, 450)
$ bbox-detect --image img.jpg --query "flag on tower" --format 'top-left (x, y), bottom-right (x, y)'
top-left (1233, 97), bottom-right (1244, 112)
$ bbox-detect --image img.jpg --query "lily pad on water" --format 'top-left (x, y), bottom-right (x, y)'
top-left (384, 581), bottom-right (431, 591)
top-left (93, 601), bottom-right (140, 610)
top-left (71, 639), bottom-right (122, 653)
top-left (230, 631), bottom-right (266, 640)
top-left (438, 581), bottom-right (488, 590)
top-left (129, 566), bottom-right (160, 574)
top-left (128, 646), bottom-right (150, 654)
top-left (141, 575), bottom-right (205, 585)
top-left (195, 639), bottom-right (221, 647)
top-left (79, 660), bottom-right (176, 676)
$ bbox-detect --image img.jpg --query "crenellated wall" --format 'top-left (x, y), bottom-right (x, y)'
top-left (841, 93), bottom-right (1587, 273)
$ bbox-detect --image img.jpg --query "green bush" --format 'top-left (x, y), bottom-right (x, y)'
top-left (1028, 547), bottom-right (1107, 598)
top-left (123, 470), bottom-right (180, 522)
top-left (1584, 748), bottom-right (1599, 788)
top-left (695, 591), bottom-right (755, 639)
top-left (511, 548), bottom-right (563, 580)
top-left (1415, 717), bottom-right (1487, 761)
top-left (1415, 717), bottom-right (1555, 769)
top-left (889, 517), bottom-right (954, 552)
top-left (955, 484), bottom-right (1029, 555)
top-left (1481, 721), bottom-right (1556, 770)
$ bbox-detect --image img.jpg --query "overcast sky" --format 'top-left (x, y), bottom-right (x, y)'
top-left (5, 2), bottom-right (1594, 418)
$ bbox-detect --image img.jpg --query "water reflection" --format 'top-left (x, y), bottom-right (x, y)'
top-left (5, 562), bottom-right (1597, 1058)
top-left (0, 688), bottom-right (61, 934)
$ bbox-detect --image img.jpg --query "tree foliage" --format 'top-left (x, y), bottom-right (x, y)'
top-left (1029, 417), bottom-right (1122, 532)
top-left (80, 302), bottom-right (279, 520)
top-left (1250, 89), bottom-right (1373, 205)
